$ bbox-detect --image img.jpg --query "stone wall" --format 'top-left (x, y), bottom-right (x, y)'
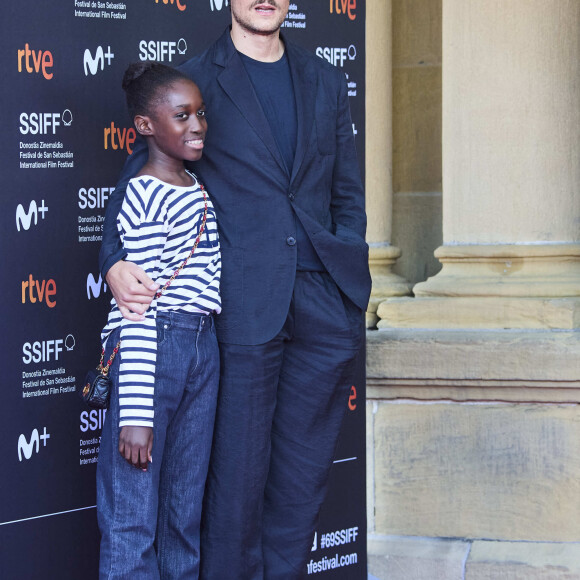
top-left (365, 1), bottom-right (580, 578)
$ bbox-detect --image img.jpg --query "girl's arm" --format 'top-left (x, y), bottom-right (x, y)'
top-left (100, 138), bottom-right (159, 321)
top-left (114, 178), bottom-right (166, 467)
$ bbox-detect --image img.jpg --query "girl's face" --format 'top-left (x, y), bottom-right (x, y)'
top-left (146, 79), bottom-right (207, 163)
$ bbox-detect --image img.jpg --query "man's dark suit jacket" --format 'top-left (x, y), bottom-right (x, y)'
top-left (100, 28), bottom-right (371, 346)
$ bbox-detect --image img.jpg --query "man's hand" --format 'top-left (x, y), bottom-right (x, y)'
top-left (106, 261), bottom-right (158, 321)
top-left (119, 426), bottom-right (153, 471)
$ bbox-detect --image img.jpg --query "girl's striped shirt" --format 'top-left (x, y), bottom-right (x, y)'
top-left (101, 172), bottom-right (221, 428)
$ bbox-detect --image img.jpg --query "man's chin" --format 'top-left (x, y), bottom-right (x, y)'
top-left (232, 13), bottom-right (287, 35)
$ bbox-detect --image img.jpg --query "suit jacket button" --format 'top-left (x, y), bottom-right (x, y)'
top-left (286, 236), bottom-right (296, 246)
top-left (288, 191), bottom-right (295, 201)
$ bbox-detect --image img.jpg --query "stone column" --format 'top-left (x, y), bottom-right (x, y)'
top-left (378, 0), bottom-right (580, 329)
top-left (366, 0), bottom-right (412, 328)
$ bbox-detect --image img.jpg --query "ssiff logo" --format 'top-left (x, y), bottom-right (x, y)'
top-left (78, 186), bottom-right (113, 209)
top-left (84, 46), bottom-right (115, 76)
top-left (139, 39), bottom-right (187, 62)
top-left (330, 0), bottom-right (356, 20)
top-left (16, 200), bottom-right (48, 232)
top-left (22, 336), bottom-right (75, 364)
top-left (22, 275), bottom-right (56, 308)
top-left (155, 0), bottom-right (186, 12)
top-left (17, 44), bottom-right (54, 80)
top-left (20, 109), bottom-right (73, 135)
top-left (316, 45), bottom-right (356, 68)
top-left (18, 428), bottom-right (50, 461)
top-left (81, 409), bottom-right (107, 432)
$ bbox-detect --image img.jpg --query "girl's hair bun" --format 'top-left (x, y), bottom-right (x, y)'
top-left (122, 61), bottom-right (157, 92)
top-left (122, 61), bottom-right (192, 119)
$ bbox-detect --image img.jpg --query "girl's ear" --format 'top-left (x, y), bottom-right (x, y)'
top-left (134, 115), bottom-right (154, 137)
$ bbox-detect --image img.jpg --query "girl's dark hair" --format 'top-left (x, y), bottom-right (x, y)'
top-left (122, 61), bottom-right (190, 118)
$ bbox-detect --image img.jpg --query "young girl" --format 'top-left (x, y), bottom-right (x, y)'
top-left (96, 62), bottom-right (221, 579)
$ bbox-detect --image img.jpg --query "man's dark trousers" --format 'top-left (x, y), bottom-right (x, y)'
top-left (201, 271), bottom-right (362, 579)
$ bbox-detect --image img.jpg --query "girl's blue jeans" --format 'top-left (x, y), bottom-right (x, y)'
top-left (97, 310), bottom-right (219, 579)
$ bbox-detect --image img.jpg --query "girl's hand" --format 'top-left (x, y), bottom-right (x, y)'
top-left (119, 426), bottom-right (153, 471)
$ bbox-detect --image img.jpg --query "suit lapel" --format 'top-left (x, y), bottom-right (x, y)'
top-left (216, 34), bottom-right (287, 176)
top-left (287, 42), bottom-right (317, 185)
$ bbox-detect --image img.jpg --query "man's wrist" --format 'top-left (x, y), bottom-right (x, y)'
top-left (101, 251), bottom-right (127, 280)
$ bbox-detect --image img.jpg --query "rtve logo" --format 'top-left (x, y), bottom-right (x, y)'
top-left (139, 39), bottom-right (187, 62)
top-left (348, 386), bottom-right (357, 411)
top-left (22, 275), bottom-right (57, 308)
top-left (17, 43), bottom-right (54, 80)
top-left (316, 45), bottom-right (356, 68)
top-left (154, 0), bottom-right (186, 12)
top-left (104, 122), bottom-right (136, 154)
top-left (18, 428), bottom-right (50, 461)
top-left (210, 0), bottom-right (229, 10)
top-left (84, 45), bottom-right (115, 76)
top-left (19, 109), bottom-right (73, 135)
top-left (329, 0), bottom-right (356, 21)
top-left (87, 272), bottom-right (108, 299)
top-left (16, 200), bottom-right (48, 232)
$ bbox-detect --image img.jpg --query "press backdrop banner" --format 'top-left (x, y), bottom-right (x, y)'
top-left (0, 2), bottom-right (366, 577)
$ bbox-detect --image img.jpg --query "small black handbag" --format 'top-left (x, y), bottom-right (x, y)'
top-left (81, 368), bottom-right (113, 409)
top-left (80, 340), bottom-right (121, 409)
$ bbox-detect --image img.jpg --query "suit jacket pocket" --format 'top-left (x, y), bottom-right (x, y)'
top-left (309, 227), bottom-right (371, 312)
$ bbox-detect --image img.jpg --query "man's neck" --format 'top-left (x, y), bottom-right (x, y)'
top-left (230, 24), bottom-right (284, 63)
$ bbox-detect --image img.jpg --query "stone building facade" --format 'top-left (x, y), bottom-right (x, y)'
top-left (365, 1), bottom-right (580, 578)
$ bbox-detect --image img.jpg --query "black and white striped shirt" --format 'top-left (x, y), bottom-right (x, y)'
top-left (101, 172), bottom-right (221, 427)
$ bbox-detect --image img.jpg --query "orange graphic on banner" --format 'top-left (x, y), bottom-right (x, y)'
top-left (104, 122), bottom-right (136, 154)
top-left (155, 0), bottom-right (186, 12)
top-left (17, 44), bottom-right (54, 80)
top-left (348, 385), bottom-right (357, 410)
top-left (329, 0), bottom-right (356, 21)
top-left (22, 275), bottom-right (56, 308)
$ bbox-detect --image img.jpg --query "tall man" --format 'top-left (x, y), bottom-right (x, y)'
top-left (100, 1), bottom-right (371, 577)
